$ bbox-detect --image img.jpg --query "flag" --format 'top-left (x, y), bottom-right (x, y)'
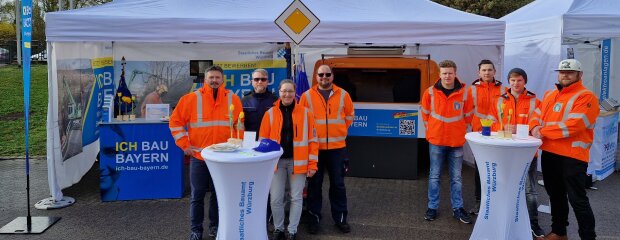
top-left (294, 53), bottom-right (310, 101)
top-left (114, 57), bottom-right (135, 116)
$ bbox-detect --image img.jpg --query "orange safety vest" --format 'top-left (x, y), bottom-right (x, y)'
top-left (169, 85), bottom-right (244, 160)
top-left (468, 79), bottom-right (503, 131)
top-left (420, 79), bottom-right (473, 147)
top-left (299, 84), bottom-right (354, 150)
top-left (528, 81), bottom-right (599, 162)
top-left (493, 88), bottom-right (541, 127)
top-left (258, 100), bottom-right (319, 174)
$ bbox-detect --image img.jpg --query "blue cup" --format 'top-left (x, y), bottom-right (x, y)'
top-left (481, 126), bottom-right (491, 136)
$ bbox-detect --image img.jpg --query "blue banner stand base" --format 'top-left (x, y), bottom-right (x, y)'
top-left (0, 216), bottom-right (61, 234)
top-left (35, 196), bottom-right (75, 210)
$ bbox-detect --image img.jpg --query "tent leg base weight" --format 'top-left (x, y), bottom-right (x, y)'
top-left (35, 196), bottom-right (75, 210)
top-left (0, 216), bottom-right (61, 234)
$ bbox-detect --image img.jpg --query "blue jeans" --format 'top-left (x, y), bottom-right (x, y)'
top-left (190, 157), bottom-right (218, 234)
top-left (307, 148), bottom-right (348, 224)
top-left (427, 144), bottom-right (464, 210)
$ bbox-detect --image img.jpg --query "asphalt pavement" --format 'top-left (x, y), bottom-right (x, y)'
top-left (1, 157), bottom-right (620, 240)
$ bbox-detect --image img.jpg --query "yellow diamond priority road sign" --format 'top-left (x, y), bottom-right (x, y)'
top-left (275, 0), bottom-right (320, 45)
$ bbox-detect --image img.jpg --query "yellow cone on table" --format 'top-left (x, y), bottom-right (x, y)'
top-left (237, 112), bottom-right (244, 139)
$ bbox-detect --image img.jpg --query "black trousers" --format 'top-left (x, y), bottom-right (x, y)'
top-left (306, 148), bottom-right (348, 224)
top-left (541, 151), bottom-right (596, 239)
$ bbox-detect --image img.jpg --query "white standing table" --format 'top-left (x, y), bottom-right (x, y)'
top-left (201, 147), bottom-right (282, 240)
top-left (465, 132), bottom-right (542, 240)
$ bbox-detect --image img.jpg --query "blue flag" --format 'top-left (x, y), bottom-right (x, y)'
top-left (294, 53), bottom-right (310, 101)
top-left (114, 57), bottom-right (135, 116)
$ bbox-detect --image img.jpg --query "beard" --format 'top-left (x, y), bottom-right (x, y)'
top-left (209, 82), bottom-right (221, 89)
top-left (254, 85), bottom-right (266, 93)
top-left (319, 81), bottom-right (332, 89)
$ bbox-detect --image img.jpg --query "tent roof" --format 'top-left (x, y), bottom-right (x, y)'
top-left (502, 0), bottom-right (620, 42)
top-left (45, 0), bottom-right (505, 45)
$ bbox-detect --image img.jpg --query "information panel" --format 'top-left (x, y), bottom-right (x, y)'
top-left (99, 120), bottom-right (183, 201)
top-left (348, 103), bottom-right (420, 138)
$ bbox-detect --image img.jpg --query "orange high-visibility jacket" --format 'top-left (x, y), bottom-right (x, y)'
top-left (528, 81), bottom-right (599, 162)
top-left (169, 85), bottom-right (244, 160)
top-left (421, 79), bottom-right (473, 147)
top-left (468, 79), bottom-right (503, 131)
top-left (259, 100), bottom-right (319, 174)
top-left (299, 84), bottom-right (354, 150)
top-left (492, 88), bottom-right (541, 127)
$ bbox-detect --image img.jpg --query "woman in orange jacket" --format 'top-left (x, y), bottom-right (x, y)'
top-left (259, 79), bottom-right (319, 240)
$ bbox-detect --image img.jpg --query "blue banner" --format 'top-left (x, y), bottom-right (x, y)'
top-left (81, 57), bottom-right (115, 145)
top-left (348, 108), bottom-right (418, 138)
top-left (600, 39), bottom-right (611, 100)
top-left (21, 0), bottom-right (32, 170)
top-left (99, 122), bottom-right (184, 201)
top-left (216, 60), bottom-right (288, 97)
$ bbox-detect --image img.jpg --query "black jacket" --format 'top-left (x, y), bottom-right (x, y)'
top-left (241, 90), bottom-right (278, 135)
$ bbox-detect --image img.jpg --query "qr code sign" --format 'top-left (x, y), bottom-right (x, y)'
top-left (399, 119), bottom-right (415, 135)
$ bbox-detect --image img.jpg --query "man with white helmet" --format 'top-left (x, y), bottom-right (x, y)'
top-left (530, 59), bottom-right (598, 240)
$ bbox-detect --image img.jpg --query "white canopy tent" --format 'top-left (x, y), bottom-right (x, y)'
top-left (43, 0), bottom-right (505, 202)
top-left (502, 0), bottom-right (620, 100)
top-left (46, 0), bottom-right (504, 45)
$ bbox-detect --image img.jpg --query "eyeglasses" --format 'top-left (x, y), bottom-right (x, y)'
top-left (279, 90), bottom-right (295, 94)
top-left (317, 73), bottom-right (332, 78)
top-left (253, 78), bottom-right (268, 82)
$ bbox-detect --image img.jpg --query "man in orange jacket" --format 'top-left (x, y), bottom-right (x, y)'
top-left (491, 68), bottom-right (545, 238)
top-left (169, 65), bottom-right (243, 240)
top-left (421, 60), bottom-right (473, 224)
top-left (467, 59), bottom-right (503, 215)
top-left (530, 59), bottom-right (598, 240)
top-left (299, 65), bottom-right (354, 234)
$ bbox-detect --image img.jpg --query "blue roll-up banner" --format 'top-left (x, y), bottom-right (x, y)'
top-left (81, 57), bottom-right (115, 146)
top-left (348, 108), bottom-right (418, 138)
top-left (600, 39), bottom-right (611, 100)
top-left (99, 122), bottom-right (184, 201)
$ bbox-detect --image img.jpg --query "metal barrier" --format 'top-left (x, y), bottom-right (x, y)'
top-left (0, 40), bottom-right (46, 64)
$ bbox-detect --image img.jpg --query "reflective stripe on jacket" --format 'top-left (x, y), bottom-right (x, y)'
top-left (259, 100), bottom-right (319, 174)
top-left (420, 79), bottom-right (473, 147)
top-left (493, 88), bottom-right (541, 127)
top-left (468, 79), bottom-right (503, 131)
top-left (169, 85), bottom-right (244, 160)
top-left (528, 81), bottom-right (599, 162)
top-left (299, 84), bottom-right (354, 150)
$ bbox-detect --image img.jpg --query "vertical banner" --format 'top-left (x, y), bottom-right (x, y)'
top-left (81, 57), bottom-right (114, 146)
top-left (21, 0), bottom-right (33, 169)
top-left (600, 39), bottom-right (611, 100)
top-left (92, 57), bottom-right (116, 102)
